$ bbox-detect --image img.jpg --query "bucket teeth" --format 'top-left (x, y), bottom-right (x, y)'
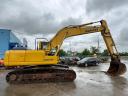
top-left (107, 60), bottom-right (127, 76)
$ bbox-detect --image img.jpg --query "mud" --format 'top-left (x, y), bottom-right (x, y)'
top-left (0, 61), bottom-right (128, 96)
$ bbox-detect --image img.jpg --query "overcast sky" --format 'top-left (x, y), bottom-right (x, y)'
top-left (0, 0), bottom-right (128, 52)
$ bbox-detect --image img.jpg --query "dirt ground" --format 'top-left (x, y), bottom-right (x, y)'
top-left (0, 60), bottom-right (128, 96)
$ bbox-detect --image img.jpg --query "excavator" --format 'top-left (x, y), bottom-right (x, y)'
top-left (3, 20), bottom-right (126, 84)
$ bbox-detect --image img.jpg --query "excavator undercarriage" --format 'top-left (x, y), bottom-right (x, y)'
top-left (6, 65), bottom-right (76, 84)
top-left (6, 60), bottom-right (126, 84)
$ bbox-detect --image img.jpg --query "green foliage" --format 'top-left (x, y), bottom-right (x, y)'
top-left (90, 46), bottom-right (99, 54)
top-left (58, 49), bottom-right (67, 56)
top-left (82, 48), bottom-right (91, 56)
top-left (76, 48), bottom-right (91, 58)
top-left (101, 49), bottom-right (109, 56)
top-left (58, 48), bottom-right (128, 57)
top-left (119, 52), bottom-right (128, 56)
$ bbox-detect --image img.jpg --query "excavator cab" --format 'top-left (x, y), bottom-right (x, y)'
top-left (35, 38), bottom-right (58, 55)
top-left (35, 38), bottom-right (49, 50)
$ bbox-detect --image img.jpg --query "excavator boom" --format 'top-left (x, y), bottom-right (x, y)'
top-left (47, 20), bottom-right (126, 75)
top-left (48, 20), bottom-right (117, 58)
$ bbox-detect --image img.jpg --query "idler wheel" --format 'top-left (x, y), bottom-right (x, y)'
top-left (6, 73), bottom-right (18, 83)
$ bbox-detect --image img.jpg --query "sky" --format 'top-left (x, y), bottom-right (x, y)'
top-left (0, 0), bottom-right (128, 52)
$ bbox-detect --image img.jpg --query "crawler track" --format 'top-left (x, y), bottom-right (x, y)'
top-left (6, 66), bottom-right (76, 84)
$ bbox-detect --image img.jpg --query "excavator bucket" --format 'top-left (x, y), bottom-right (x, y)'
top-left (107, 60), bottom-right (127, 76)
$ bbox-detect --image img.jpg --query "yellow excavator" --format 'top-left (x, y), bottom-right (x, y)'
top-left (3, 20), bottom-right (126, 84)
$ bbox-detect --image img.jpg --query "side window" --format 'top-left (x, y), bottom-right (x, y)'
top-left (88, 58), bottom-right (96, 62)
top-left (88, 58), bottom-right (92, 62)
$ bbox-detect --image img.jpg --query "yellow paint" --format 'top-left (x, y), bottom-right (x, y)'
top-left (4, 50), bottom-right (59, 66)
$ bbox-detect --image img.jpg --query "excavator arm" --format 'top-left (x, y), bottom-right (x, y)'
top-left (48, 20), bottom-right (126, 76)
top-left (48, 20), bottom-right (118, 58)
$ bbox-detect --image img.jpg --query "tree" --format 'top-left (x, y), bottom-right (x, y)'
top-left (75, 48), bottom-right (91, 58)
top-left (101, 49), bottom-right (109, 56)
top-left (58, 49), bottom-right (67, 56)
top-left (81, 48), bottom-right (91, 56)
top-left (119, 52), bottom-right (128, 56)
top-left (90, 46), bottom-right (99, 54)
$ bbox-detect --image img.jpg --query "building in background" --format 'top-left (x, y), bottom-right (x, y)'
top-left (0, 29), bottom-right (22, 59)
